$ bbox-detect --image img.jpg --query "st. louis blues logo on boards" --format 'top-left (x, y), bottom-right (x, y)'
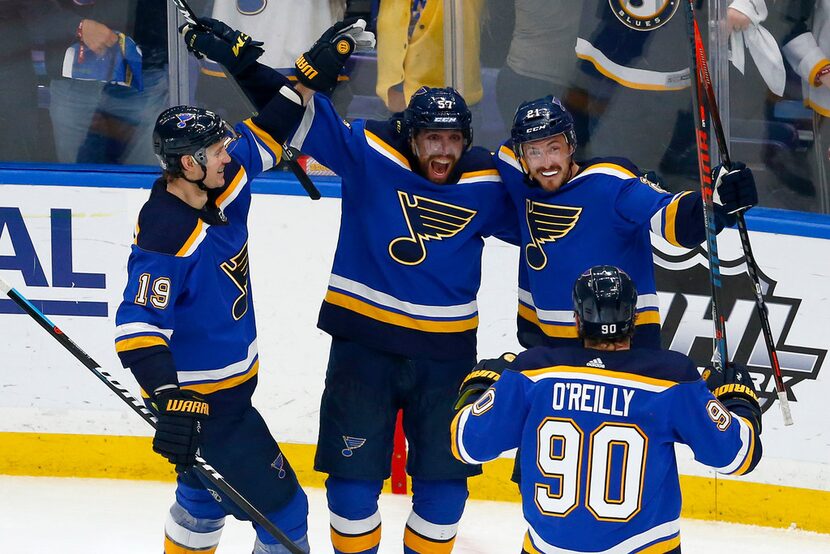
top-left (388, 191), bottom-right (477, 265)
top-left (270, 452), bottom-right (287, 479)
top-left (653, 242), bottom-right (825, 412)
top-left (525, 199), bottom-right (582, 270)
top-left (341, 436), bottom-right (366, 457)
top-left (608, 0), bottom-right (679, 31)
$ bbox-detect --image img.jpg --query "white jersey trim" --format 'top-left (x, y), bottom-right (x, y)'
top-left (181, 221), bottom-right (210, 257)
top-left (455, 407), bottom-right (487, 465)
top-left (457, 172), bottom-right (503, 185)
top-left (252, 135), bottom-right (277, 172)
top-left (114, 322), bottom-right (174, 340)
top-left (177, 339), bottom-right (258, 385)
top-left (527, 517), bottom-right (680, 554)
top-left (289, 95), bottom-right (317, 151)
top-left (524, 370), bottom-right (672, 393)
top-left (716, 416), bottom-right (752, 474)
top-left (364, 132), bottom-right (410, 170)
top-left (498, 146), bottom-right (523, 172)
top-left (217, 170), bottom-right (249, 212)
top-left (576, 38), bottom-right (691, 91)
top-left (329, 274), bottom-right (478, 319)
top-left (519, 288), bottom-right (658, 324)
top-left (571, 164), bottom-right (636, 183)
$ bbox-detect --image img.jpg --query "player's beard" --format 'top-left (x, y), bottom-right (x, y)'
top-left (534, 160), bottom-right (573, 193)
top-left (421, 155), bottom-right (458, 184)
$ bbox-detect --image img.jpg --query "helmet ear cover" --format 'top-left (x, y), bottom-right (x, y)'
top-left (572, 265), bottom-right (638, 341)
top-left (403, 86), bottom-right (473, 151)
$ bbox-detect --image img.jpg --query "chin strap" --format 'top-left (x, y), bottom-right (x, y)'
top-left (181, 162), bottom-right (209, 191)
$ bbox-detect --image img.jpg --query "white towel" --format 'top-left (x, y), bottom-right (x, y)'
top-left (728, 0), bottom-right (786, 96)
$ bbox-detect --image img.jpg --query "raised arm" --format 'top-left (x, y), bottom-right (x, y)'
top-left (181, 17), bottom-right (375, 109)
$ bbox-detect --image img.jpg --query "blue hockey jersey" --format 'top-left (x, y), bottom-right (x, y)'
top-left (114, 104), bottom-right (292, 413)
top-left (497, 144), bottom-right (721, 349)
top-left (451, 346), bottom-right (762, 554)
top-left (287, 93), bottom-right (517, 359)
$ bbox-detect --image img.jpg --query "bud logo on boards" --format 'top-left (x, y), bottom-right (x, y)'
top-left (654, 243), bottom-right (825, 413)
top-left (0, 207), bottom-right (107, 317)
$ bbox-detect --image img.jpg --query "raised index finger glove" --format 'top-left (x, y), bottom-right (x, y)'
top-left (454, 352), bottom-right (517, 411)
top-left (712, 162), bottom-right (758, 214)
top-left (295, 18), bottom-right (375, 93)
top-left (152, 388), bottom-right (210, 469)
top-left (180, 17), bottom-right (263, 75)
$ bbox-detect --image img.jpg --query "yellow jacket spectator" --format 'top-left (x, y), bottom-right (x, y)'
top-left (376, 0), bottom-right (483, 111)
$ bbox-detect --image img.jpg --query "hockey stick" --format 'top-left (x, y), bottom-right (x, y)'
top-left (0, 276), bottom-right (306, 553)
top-left (684, 0), bottom-right (793, 425)
top-left (682, 2), bottom-right (730, 377)
top-left (169, 0), bottom-right (321, 200)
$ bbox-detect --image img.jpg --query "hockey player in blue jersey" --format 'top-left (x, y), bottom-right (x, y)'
top-left (496, 96), bottom-right (759, 350)
top-left (451, 265), bottom-right (763, 554)
top-left (179, 16), bottom-right (517, 553)
top-left (112, 23), bottom-right (326, 553)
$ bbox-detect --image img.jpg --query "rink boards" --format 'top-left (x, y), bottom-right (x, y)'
top-left (0, 171), bottom-right (828, 533)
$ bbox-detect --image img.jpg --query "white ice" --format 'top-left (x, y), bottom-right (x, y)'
top-left (1, 476), bottom-right (829, 553)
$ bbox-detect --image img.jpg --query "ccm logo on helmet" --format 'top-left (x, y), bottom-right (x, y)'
top-left (525, 125), bottom-right (547, 134)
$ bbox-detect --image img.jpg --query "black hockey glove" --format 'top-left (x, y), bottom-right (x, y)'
top-left (454, 353), bottom-right (517, 411)
top-left (295, 18), bottom-right (375, 93)
top-left (180, 17), bottom-right (263, 75)
top-left (712, 162), bottom-right (758, 214)
top-left (152, 388), bottom-right (210, 470)
top-left (703, 363), bottom-right (762, 433)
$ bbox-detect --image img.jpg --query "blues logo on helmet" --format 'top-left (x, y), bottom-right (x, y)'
top-left (402, 86), bottom-right (473, 150)
top-left (153, 105), bottom-right (238, 174)
top-left (572, 265), bottom-right (638, 340)
top-left (511, 96), bottom-right (577, 171)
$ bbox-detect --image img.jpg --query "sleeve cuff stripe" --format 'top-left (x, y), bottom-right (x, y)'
top-left (115, 335), bottom-right (168, 353)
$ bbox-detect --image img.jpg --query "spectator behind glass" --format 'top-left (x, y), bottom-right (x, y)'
top-left (573, 1), bottom-right (773, 193)
top-left (779, 0), bottom-right (830, 210)
top-left (39, 0), bottom-right (168, 165)
top-left (375, 0), bottom-right (483, 113)
top-left (495, 0), bottom-right (582, 142)
top-left (0, 2), bottom-right (43, 162)
top-left (194, 0), bottom-right (342, 124)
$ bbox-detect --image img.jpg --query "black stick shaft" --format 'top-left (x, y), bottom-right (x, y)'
top-left (169, 0), bottom-right (320, 200)
top-left (684, 1), bottom-right (792, 425)
top-left (0, 277), bottom-right (305, 553)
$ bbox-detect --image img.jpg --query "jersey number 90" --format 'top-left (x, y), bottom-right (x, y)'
top-left (536, 418), bottom-right (647, 521)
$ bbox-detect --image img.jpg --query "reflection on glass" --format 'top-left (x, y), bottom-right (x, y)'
top-left (472, 0), bottom-right (829, 213)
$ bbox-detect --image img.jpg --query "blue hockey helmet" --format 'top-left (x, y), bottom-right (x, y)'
top-left (153, 105), bottom-right (238, 174)
top-left (402, 86), bottom-right (473, 150)
top-left (511, 96), bottom-right (577, 167)
top-left (572, 265), bottom-right (638, 341)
